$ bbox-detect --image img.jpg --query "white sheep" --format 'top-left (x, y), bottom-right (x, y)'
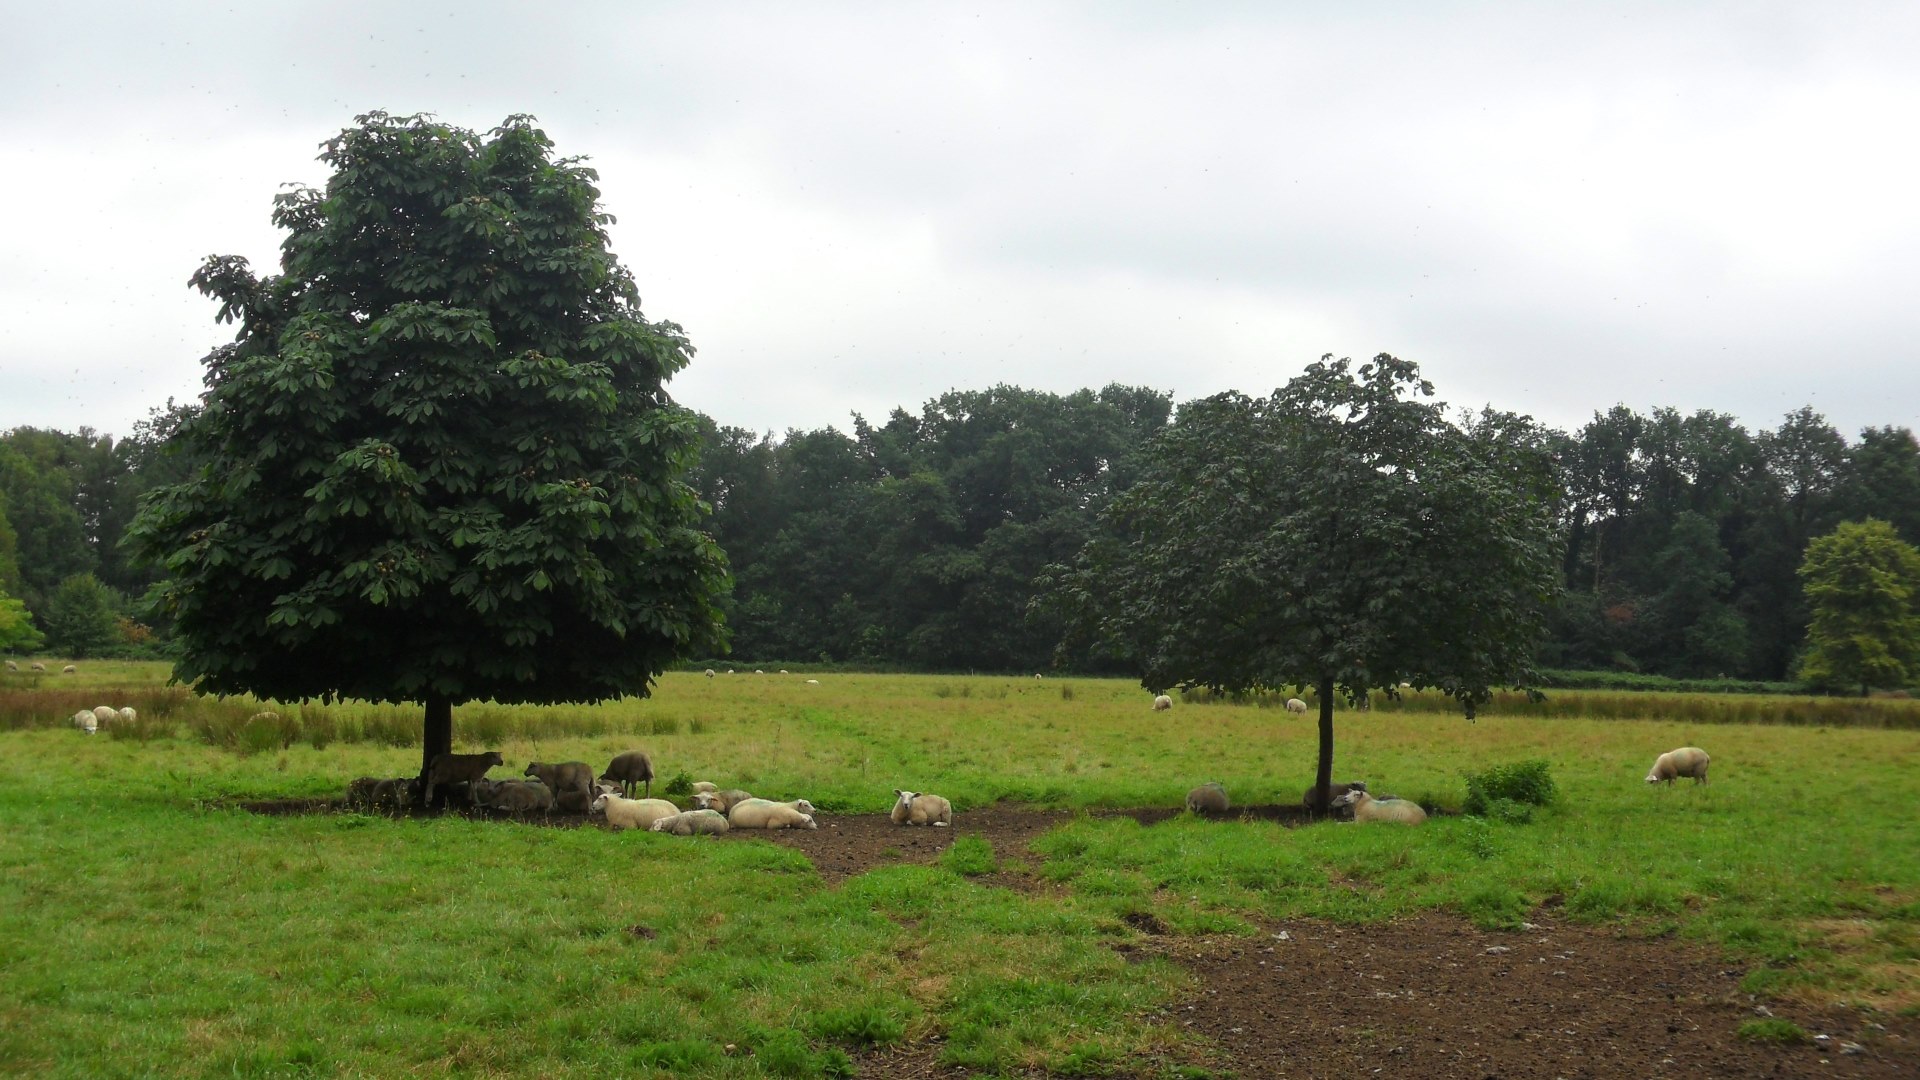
top-left (690, 780), bottom-right (719, 794)
top-left (30, 662), bottom-right (46, 672)
top-left (62, 664), bottom-right (76, 674)
top-left (1284, 698), bottom-right (1308, 714)
top-left (70, 709), bottom-right (98, 735)
top-left (1152, 694), bottom-right (1173, 712)
top-left (805, 679), bottom-right (820, 685)
top-left (754, 669), bottom-right (765, 675)
top-left (1645, 747), bottom-right (1711, 787)
top-left (4, 660), bottom-right (16, 671)
top-left (117, 706), bottom-right (137, 724)
top-left (704, 668), bottom-right (716, 678)
top-left (727, 798), bottom-right (817, 830)
top-left (591, 793), bottom-right (681, 831)
top-left (1335, 789), bottom-right (1427, 824)
top-left (890, 789), bottom-right (952, 827)
top-left (1185, 782), bottom-right (1230, 814)
top-left (650, 809), bottom-right (731, 835)
top-left (779, 669), bottom-right (790, 675)
top-left (92, 705), bottom-right (119, 726)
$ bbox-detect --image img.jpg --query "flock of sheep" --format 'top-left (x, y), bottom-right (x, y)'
top-left (68, 704), bottom-right (135, 735)
top-left (342, 748), bottom-right (956, 837)
top-left (7, 660), bottom-right (78, 674)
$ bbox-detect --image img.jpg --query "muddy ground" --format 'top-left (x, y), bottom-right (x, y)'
top-left (246, 798), bottom-right (1918, 1077)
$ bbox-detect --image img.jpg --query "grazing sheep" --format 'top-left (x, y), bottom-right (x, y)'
top-left (424, 751), bottom-right (504, 806)
top-left (805, 679), bottom-right (820, 685)
top-left (1302, 781), bottom-right (1368, 817)
top-left (592, 793), bottom-right (681, 831)
top-left (62, 664), bottom-right (76, 674)
top-left (344, 777), bottom-right (381, 809)
top-left (727, 798), bottom-right (818, 830)
top-left (4, 660), bottom-right (16, 671)
top-left (92, 705), bottom-right (119, 726)
top-left (1152, 694), bottom-right (1173, 712)
top-left (704, 668), bottom-right (716, 678)
top-left (754, 669), bottom-right (765, 675)
top-left (1185, 782), bottom-right (1230, 814)
top-left (30, 662), bottom-right (46, 672)
top-left (1284, 698), bottom-right (1308, 714)
top-left (524, 761), bottom-right (595, 806)
top-left (117, 706), bottom-right (137, 724)
top-left (779, 669), bottom-right (790, 675)
top-left (890, 789), bottom-right (952, 827)
top-left (600, 751), bottom-right (655, 798)
top-left (1336, 789), bottom-right (1427, 824)
top-left (71, 709), bottom-right (98, 735)
top-left (1645, 747), bottom-right (1711, 787)
top-left (650, 809), bottom-right (731, 836)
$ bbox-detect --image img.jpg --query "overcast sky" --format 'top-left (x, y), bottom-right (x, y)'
top-left (5, 2), bottom-right (1917, 445)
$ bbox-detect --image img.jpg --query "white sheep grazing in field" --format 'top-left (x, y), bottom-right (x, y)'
top-left (1336, 789), bottom-right (1427, 824)
top-left (591, 793), bottom-right (681, 831)
top-left (1645, 747), bottom-right (1711, 787)
top-left (650, 809), bottom-right (731, 835)
top-left (1284, 698), bottom-right (1308, 714)
top-left (30, 662), bottom-right (46, 672)
top-left (4, 660), bottom-right (16, 672)
top-left (117, 707), bottom-right (137, 724)
top-left (71, 710), bottom-right (98, 735)
top-left (704, 668), bottom-right (716, 678)
top-left (890, 789), bottom-right (952, 827)
top-left (805, 679), bottom-right (820, 685)
top-left (92, 705), bottom-right (119, 726)
top-left (62, 664), bottom-right (76, 674)
top-left (779, 669), bottom-right (790, 675)
top-left (727, 798), bottom-right (817, 830)
top-left (1152, 694), bottom-right (1173, 711)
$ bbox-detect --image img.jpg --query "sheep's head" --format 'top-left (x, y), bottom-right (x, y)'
top-left (590, 793), bottom-right (609, 814)
top-left (893, 790), bottom-right (917, 810)
top-left (1334, 788), bottom-right (1364, 806)
top-left (484, 752), bottom-right (503, 767)
top-left (1644, 770), bottom-right (1662, 784)
top-left (793, 798), bottom-right (816, 816)
top-left (691, 792), bottom-right (717, 810)
top-left (524, 762), bottom-right (541, 778)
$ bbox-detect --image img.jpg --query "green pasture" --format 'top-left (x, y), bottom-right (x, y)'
top-left (1, 664), bottom-right (1916, 1077)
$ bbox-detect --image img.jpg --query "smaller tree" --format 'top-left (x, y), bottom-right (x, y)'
top-left (1796, 519), bottom-right (1920, 695)
top-left (0, 587), bottom-right (46, 655)
top-left (41, 573), bottom-right (122, 658)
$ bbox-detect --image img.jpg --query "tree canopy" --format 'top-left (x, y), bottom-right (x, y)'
top-left (1796, 518), bottom-right (1920, 695)
top-left (1046, 355), bottom-right (1563, 808)
top-left (127, 113), bottom-right (728, 784)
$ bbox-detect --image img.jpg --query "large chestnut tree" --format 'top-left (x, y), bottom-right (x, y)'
top-left (129, 113), bottom-right (728, 801)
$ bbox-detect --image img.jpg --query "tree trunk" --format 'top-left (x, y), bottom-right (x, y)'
top-left (419, 695), bottom-right (452, 809)
top-left (1312, 675), bottom-right (1335, 814)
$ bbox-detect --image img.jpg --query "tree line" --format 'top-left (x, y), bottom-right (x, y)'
top-left (3, 389), bottom-right (1916, 683)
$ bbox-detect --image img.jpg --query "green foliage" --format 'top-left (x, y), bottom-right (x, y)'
top-left (940, 835), bottom-right (999, 877)
top-left (1536, 669), bottom-right (1801, 694)
top-left (40, 573), bottom-right (121, 658)
top-left (1796, 518), bottom-right (1920, 694)
top-left (0, 588), bottom-right (46, 654)
top-left (808, 1004), bottom-right (906, 1047)
top-left (125, 112), bottom-right (727, 723)
top-left (1462, 760), bottom-right (1555, 817)
top-left (661, 770), bottom-right (693, 797)
top-left (1736, 1018), bottom-right (1811, 1044)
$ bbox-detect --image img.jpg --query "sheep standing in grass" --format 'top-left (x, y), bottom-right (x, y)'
top-left (592, 793), bottom-right (680, 831)
top-left (4, 661), bottom-right (16, 671)
top-left (1284, 698), bottom-right (1308, 714)
top-left (524, 761), bottom-right (595, 808)
top-left (424, 751), bottom-right (504, 806)
top-left (600, 751), bottom-right (655, 798)
top-left (728, 798), bottom-right (817, 830)
top-left (1152, 694), bottom-right (1173, 711)
top-left (650, 809), bottom-right (731, 835)
top-left (1645, 747), bottom-right (1711, 787)
top-left (30, 662), bottom-right (46, 672)
top-left (71, 709), bottom-right (97, 735)
top-left (1185, 782), bottom-right (1230, 814)
top-left (704, 668), bottom-right (716, 678)
top-left (1335, 789), bottom-right (1427, 824)
top-left (117, 706), bottom-right (137, 724)
top-left (92, 705), bottom-right (119, 727)
top-left (62, 665), bottom-right (76, 674)
top-left (890, 789), bottom-right (952, 827)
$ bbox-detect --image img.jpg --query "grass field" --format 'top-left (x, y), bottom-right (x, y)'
top-left (1, 663), bottom-right (1916, 1077)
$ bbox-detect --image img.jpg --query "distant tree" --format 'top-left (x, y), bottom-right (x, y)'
top-left (127, 113), bottom-right (728, 800)
top-left (1796, 519), bottom-right (1920, 696)
top-left (0, 587), bottom-right (45, 655)
top-left (40, 573), bottom-right (120, 658)
top-left (1838, 426), bottom-right (1920, 545)
top-left (1047, 355), bottom-right (1562, 810)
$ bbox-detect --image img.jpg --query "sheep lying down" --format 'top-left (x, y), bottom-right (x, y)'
top-left (891, 789), bottom-right (952, 826)
top-left (650, 809), bottom-right (731, 836)
top-left (727, 798), bottom-right (818, 830)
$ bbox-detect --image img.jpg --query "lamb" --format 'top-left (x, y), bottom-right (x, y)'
top-left (1645, 747), bottom-right (1711, 787)
top-left (1335, 789), bottom-right (1427, 824)
top-left (71, 709), bottom-right (97, 735)
top-left (727, 798), bottom-right (818, 830)
top-left (599, 751), bottom-right (656, 798)
top-left (650, 809), bottom-right (731, 836)
top-left (890, 789), bottom-right (952, 826)
top-left (591, 793), bottom-right (681, 831)
top-left (1152, 694), bottom-right (1173, 711)
top-left (524, 761), bottom-right (595, 806)
top-left (424, 751), bottom-right (504, 806)
top-left (1185, 782), bottom-right (1230, 814)
top-left (1284, 698), bottom-right (1308, 714)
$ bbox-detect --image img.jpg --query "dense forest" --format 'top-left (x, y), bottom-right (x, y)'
top-left (3, 388), bottom-right (1917, 683)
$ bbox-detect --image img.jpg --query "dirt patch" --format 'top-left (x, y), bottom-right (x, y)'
top-left (240, 799), bottom-right (1919, 1076)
